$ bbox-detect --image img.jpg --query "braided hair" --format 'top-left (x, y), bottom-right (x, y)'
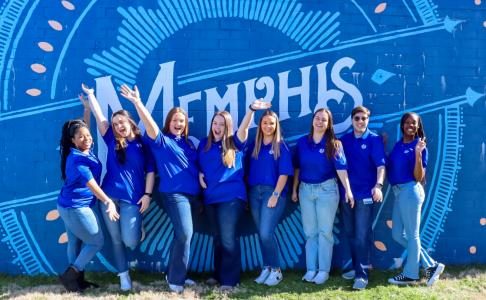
top-left (60, 119), bottom-right (88, 180)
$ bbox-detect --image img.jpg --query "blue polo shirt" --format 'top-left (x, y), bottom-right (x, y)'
top-left (247, 141), bottom-right (293, 196)
top-left (58, 148), bottom-right (102, 208)
top-left (145, 132), bottom-right (200, 195)
top-left (197, 135), bottom-right (247, 204)
top-left (294, 135), bottom-right (347, 184)
top-left (101, 127), bottom-right (155, 205)
top-left (341, 129), bottom-right (386, 200)
top-left (387, 138), bottom-right (428, 185)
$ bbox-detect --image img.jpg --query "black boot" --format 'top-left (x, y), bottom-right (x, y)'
top-left (78, 271), bottom-right (100, 290)
top-left (59, 265), bottom-right (82, 292)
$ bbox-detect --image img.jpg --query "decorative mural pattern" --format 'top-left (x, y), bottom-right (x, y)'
top-left (0, 0), bottom-right (485, 275)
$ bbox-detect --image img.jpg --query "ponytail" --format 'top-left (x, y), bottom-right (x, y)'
top-left (60, 120), bottom-right (88, 180)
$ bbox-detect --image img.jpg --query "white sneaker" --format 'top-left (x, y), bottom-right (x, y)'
top-left (312, 271), bottom-right (329, 285)
top-left (352, 278), bottom-right (368, 290)
top-left (302, 270), bottom-right (317, 282)
top-left (118, 271), bottom-right (132, 291)
top-left (254, 267), bottom-right (271, 284)
top-left (184, 278), bottom-right (196, 286)
top-left (169, 284), bottom-right (184, 293)
top-left (264, 269), bottom-right (283, 286)
top-left (342, 270), bottom-right (355, 280)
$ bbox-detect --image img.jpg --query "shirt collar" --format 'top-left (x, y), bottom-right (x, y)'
top-left (354, 128), bottom-right (370, 139)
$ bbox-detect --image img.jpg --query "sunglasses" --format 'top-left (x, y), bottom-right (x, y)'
top-left (353, 116), bottom-right (368, 121)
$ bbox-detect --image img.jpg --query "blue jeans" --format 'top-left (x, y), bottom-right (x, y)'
top-left (249, 185), bottom-right (286, 269)
top-left (299, 179), bottom-right (339, 273)
top-left (205, 199), bottom-right (244, 286)
top-left (57, 205), bottom-right (104, 271)
top-left (162, 193), bottom-right (197, 285)
top-left (101, 198), bottom-right (142, 273)
top-left (341, 198), bottom-right (373, 279)
top-left (392, 181), bottom-right (436, 279)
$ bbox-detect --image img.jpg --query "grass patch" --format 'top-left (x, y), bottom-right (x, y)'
top-left (0, 266), bottom-right (485, 299)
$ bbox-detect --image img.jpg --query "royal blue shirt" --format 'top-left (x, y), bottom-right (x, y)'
top-left (58, 148), bottom-right (102, 208)
top-left (197, 135), bottom-right (247, 204)
top-left (387, 138), bottom-right (428, 185)
top-left (341, 129), bottom-right (386, 200)
top-left (294, 135), bottom-right (347, 184)
top-left (247, 141), bottom-right (293, 196)
top-left (101, 127), bottom-right (155, 205)
top-left (145, 131), bottom-right (200, 195)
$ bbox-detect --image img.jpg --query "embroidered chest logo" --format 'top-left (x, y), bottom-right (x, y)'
top-left (361, 144), bottom-right (367, 150)
top-left (319, 148), bottom-right (325, 154)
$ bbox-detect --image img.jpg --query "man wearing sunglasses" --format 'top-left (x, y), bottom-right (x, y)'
top-left (339, 106), bottom-right (386, 290)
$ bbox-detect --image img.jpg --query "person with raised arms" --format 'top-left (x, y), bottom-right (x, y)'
top-left (120, 85), bottom-right (200, 293)
top-left (80, 84), bottom-right (155, 291)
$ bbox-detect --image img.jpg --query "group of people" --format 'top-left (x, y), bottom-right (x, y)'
top-left (56, 83), bottom-right (445, 293)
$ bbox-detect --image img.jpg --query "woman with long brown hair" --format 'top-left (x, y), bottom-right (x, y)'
top-left (81, 84), bottom-right (155, 291)
top-left (120, 85), bottom-right (200, 293)
top-left (248, 110), bottom-right (293, 286)
top-left (291, 108), bottom-right (354, 285)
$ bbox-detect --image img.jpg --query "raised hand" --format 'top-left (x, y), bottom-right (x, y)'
top-left (120, 84), bottom-right (141, 104)
top-left (81, 83), bottom-right (94, 95)
top-left (78, 93), bottom-right (90, 110)
top-left (250, 99), bottom-right (271, 111)
top-left (415, 137), bottom-right (426, 153)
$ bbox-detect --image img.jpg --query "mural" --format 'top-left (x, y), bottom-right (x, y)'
top-left (0, 0), bottom-right (485, 275)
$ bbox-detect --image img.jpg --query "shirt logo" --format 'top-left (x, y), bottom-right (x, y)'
top-left (269, 149), bottom-right (274, 155)
top-left (319, 148), bottom-right (325, 153)
top-left (404, 149), bottom-right (410, 154)
top-left (361, 144), bottom-right (367, 150)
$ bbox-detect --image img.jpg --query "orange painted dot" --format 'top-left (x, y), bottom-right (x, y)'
top-left (26, 88), bottom-right (41, 96)
top-left (48, 20), bottom-right (63, 31)
top-left (45, 209), bottom-right (59, 221)
top-left (31, 63), bottom-right (47, 74)
top-left (480, 218), bottom-right (486, 225)
top-left (38, 42), bottom-right (54, 52)
top-left (374, 241), bottom-right (387, 251)
top-left (59, 232), bottom-right (68, 244)
top-left (375, 3), bottom-right (387, 14)
top-left (61, 0), bottom-right (75, 10)
top-left (470, 246), bottom-right (477, 254)
top-left (475, 0), bottom-right (481, 5)
top-left (386, 220), bottom-right (393, 229)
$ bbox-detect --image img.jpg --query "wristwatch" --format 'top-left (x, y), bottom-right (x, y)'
top-left (272, 191), bottom-right (280, 197)
top-left (144, 192), bottom-right (153, 197)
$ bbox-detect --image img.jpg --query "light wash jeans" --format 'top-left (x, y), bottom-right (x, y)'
top-left (299, 179), bottom-right (339, 273)
top-left (392, 181), bottom-right (436, 279)
top-left (57, 205), bottom-right (104, 271)
top-left (249, 185), bottom-right (286, 269)
top-left (101, 198), bottom-right (142, 273)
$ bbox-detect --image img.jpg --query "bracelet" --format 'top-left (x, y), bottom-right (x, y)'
top-left (248, 104), bottom-right (257, 112)
top-left (144, 192), bottom-right (153, 197)
top-left (375, 183), bottom-right (383, 189)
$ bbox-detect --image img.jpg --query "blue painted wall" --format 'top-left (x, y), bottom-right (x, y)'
top-left (0, 0), bottom-right (485, 275)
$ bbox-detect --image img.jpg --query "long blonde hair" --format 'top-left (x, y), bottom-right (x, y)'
top-left (205, 111), bottom-right (237, 168)
top-left (252, 110), bottom-right (283, 160)
top-left (111, 110), bottom-right (141, 164)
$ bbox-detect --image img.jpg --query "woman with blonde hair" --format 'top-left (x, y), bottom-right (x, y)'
top-left (248, 110), bottom-right (293, 286)
top-left (198, 100), bottom-right (270, 289)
